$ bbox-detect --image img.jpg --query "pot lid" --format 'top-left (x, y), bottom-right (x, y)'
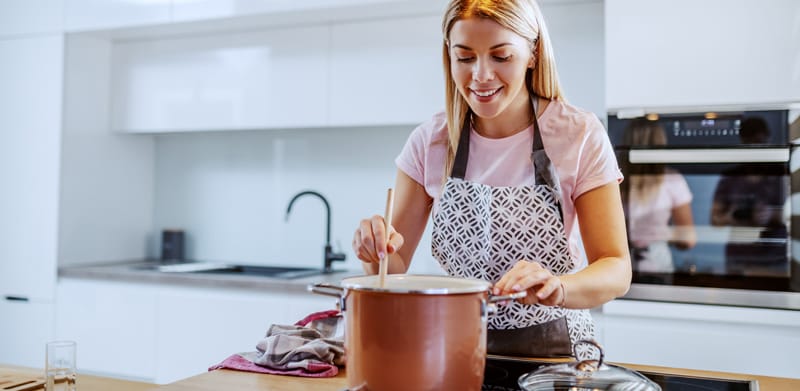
top-left (518, 340), bottom-right (662, 391)
top-left (340, 274), bottom-right (491, 294)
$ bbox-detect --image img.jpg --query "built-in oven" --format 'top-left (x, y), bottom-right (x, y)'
top-left (607, 107), bottom-right (800, 310)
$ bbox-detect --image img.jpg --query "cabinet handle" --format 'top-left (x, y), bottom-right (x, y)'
top-left (4, 295), bottom-right (29, 302)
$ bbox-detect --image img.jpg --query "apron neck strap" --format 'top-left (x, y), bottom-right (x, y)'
top-left (451, 95), bottom-right (546, 180)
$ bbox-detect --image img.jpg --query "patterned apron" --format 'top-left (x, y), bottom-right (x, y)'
top-left (431, 97), bottom-right (595, 357)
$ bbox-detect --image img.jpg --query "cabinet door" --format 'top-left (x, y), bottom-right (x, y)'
top-left (0, 0), bottom-right (63, 37)
top-left (63, 0), bottom-right (170, 32)
top-left (155, 286), bottom-right (337, 384)
top-left (0, 36), bottom-right (63, 301)
top-left (601, 300), bottom-right (800, 378)
top-left (111, 25), bottom-right (329, 132)
top-left (605, 0), bottom-right (800, 110)
top-left (55, 279), bottom-right (157, 382)
top-left (329, 15), bottom-right (444, 126)
top-left (171, 0), bottom-right (442, 24)
top-left (0, 299), bottom-right (55, 368)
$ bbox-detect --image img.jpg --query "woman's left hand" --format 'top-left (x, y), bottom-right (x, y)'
top-left (493, 260), bottom-right (565, 306)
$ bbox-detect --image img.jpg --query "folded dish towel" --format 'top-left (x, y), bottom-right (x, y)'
top-left (210, 310), bottom-right (345, 378)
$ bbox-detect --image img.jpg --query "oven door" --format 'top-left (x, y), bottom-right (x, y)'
top-left (618, 147), bottom-right (797, 301)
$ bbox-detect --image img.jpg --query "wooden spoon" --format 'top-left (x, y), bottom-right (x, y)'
top-left (378, 188), bottom-right (394, 288)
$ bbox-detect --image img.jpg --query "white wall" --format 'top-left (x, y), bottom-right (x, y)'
top-left (152, 126), bottom-right (444, 275)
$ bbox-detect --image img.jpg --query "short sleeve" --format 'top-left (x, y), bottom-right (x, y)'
top-left (395, 124), bottom-right (427, 186)
top-left (573, 116), bottom-right (623, 199)
top-left (668, 172), bottom-right (693, 207)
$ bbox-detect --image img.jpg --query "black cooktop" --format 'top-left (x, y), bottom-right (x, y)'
top-left (483, 356), bottom-right (757, 391)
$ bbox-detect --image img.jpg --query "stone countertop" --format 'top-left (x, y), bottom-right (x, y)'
top-left (59, 259), bottom-right (364, 293)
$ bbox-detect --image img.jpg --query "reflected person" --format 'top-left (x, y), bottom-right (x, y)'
top-left (622, 118), bottom-right (697, 273)
top-left (710, 117), bottom-right (789, 276)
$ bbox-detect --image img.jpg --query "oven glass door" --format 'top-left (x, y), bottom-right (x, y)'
top-left (618, 148), bottom-right (793, 292)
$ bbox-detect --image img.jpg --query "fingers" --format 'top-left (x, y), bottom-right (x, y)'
top-left (352, 215), bottom-right (403, 264)
top-left (492, 260), bottom-right (563, 306)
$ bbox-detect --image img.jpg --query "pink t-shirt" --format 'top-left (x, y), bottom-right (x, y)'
top-left (396, 99), bottom-right (623, 262)
top-left (628, 170), bottom-right (693, 247)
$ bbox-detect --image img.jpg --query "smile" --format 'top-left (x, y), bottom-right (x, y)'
top-left (471, 87), bottom-right (502, 97)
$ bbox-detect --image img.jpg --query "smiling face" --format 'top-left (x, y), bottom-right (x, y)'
top-left (448, 17), bottom-right (534, 136)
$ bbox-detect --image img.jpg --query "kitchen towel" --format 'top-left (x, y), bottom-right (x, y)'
top-left (209, 310), bottom-right (345, 377)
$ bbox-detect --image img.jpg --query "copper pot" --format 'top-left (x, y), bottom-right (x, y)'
top-left (310, 274), bottom-right (523, 391)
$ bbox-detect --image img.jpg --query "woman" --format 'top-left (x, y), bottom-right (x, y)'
top-left (622, 118), bottom-right (697, 273)
top-left (352, 0), bottom-right (631, 357)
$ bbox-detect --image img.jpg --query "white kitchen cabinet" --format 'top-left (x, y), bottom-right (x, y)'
top-left (600, 299), bottom-right (800, 378)
top-left (171, 0), bottom-right (444, 25)
top-left (328, 15), bottom-right (444, 126)
top-left (55, 279), bottom-right (158, 382)
top-left (605, 0), bottom-right (800, 111)
top-left (111, 24), bottom-right (329, 132)
top-left (0, 0), bottom-right (63, 37)
top-left (0, 300), bottom-right (55, 368)
top-left (63, 0), bottom-right (171, 32)
top-left (55, 278), bottom-right (337, 384)
top-left (540, 0), bottom-right (605, 119)
top-left (0, 35), bottom-right (63, 301)
top-left (155, 285), bottom-right (336, 384)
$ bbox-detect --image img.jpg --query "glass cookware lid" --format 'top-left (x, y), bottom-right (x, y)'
top-left (340, 274), bottom-right (492, 294)
top-left (518, 340), bottom-right (662, 391)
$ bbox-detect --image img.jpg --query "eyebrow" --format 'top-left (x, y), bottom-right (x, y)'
top-left (451, 43), bottom-right (513, 50)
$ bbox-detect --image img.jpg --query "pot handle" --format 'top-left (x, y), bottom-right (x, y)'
top-left (483, 291), bottom-right (528, 317)
top-left (307, 282), bottom-right (344, 297)
top-left (308, 282), bottom-right (349, 311)
top-left (488, 291), bottom-right (527, 303)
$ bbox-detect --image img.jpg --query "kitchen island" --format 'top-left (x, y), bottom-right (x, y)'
top-left (152, 360), bottom-right (800, 391)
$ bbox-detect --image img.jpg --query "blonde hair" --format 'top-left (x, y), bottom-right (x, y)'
top-left (441, 0), bottom-right (564, 175)
top-left (623, 119), bottom-right (668, 203)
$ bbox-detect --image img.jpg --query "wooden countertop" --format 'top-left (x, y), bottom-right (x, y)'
top-left (154, 362), bottom-right (800, 391)
top-left (0, 365), bottom-right (152, 391)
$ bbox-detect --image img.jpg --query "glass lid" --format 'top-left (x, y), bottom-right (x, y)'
top-left (518, 340), bottom-right (662, 391)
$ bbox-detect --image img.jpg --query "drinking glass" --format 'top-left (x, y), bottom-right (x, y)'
top-left (45, 341), bottom-right (77, 391)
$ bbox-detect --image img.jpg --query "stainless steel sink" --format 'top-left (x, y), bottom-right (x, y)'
top-left (133, 262), bottom-right (326, 279)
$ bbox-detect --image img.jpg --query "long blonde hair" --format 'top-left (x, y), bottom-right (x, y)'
top-left (622, 119), bottom-right (668, 203)
top-left (441, 0), bottom-right (564, 175)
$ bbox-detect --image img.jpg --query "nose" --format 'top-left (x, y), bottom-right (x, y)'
top-left (472, 58), bottom-right (495, 83)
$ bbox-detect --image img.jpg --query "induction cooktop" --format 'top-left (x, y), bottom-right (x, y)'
top-left (483, 356), bottom-right (758, 391)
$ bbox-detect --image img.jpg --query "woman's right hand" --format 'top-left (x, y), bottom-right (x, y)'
top-left (353, 215), bottom-right (405, 264)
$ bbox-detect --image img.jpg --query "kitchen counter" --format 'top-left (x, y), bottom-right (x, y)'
top-left (0, 364), bottom-right (152, 391)
top-left (59, 260), bottom-right (362, 293)
top-left (152, 361), bottom-right (800, 391)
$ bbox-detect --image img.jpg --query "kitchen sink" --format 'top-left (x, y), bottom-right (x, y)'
top-left (133, 262), bottom-right (326, 279)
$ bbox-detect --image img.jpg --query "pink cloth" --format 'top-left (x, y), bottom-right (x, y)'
top-left (209, 352), bottom-right (339, 378)
top-left (396, 100), bottom-right (623, 266)
top-left (294, 309), bottom-right (339, 327)
top-left (209, 310), bottom-right (343, 378)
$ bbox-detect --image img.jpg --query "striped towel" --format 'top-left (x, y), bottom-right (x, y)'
top-left (210, 310), bottom-right (345, 377)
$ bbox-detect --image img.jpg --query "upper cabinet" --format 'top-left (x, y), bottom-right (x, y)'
top-left (171, 0), bottom-right (444, 25)
top-left (605, 0), bottom-right (800, 111)
top-left (111, 14), bottom-right (444, 132)
top-left (64, 0), bottom-right (171, 32)
top-left (111, 25), bottom-right (330, 132)
top-left (328, 15), bottom-right (444, 127)
top-left (0, 0), bottom-right (63, 37)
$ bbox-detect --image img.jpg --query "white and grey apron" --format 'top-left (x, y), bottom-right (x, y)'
top-left (431, 97), bottom-right (595, 357)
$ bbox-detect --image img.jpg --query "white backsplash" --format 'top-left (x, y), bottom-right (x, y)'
top-left (152, 125), bottom-right (445, 275)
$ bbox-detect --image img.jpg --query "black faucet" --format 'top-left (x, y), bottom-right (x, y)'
top-left (285, 190), bottom-right (346, 273)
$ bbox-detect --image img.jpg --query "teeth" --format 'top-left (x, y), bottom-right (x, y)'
top-left (473, 88), bottom-right (499, 97)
